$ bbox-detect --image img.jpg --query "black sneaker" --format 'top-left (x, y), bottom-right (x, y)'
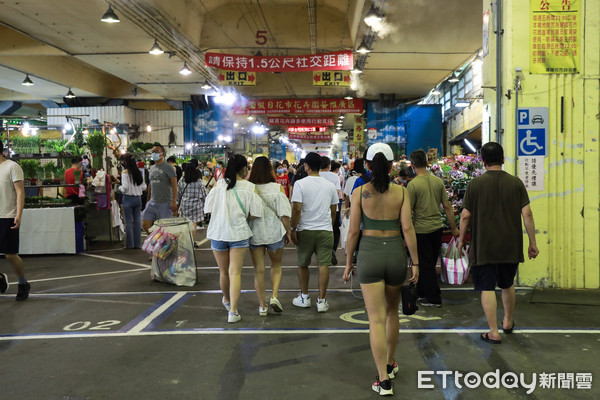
top-left (387, 362), bottom-right (399, 379)
top-left (0, 273), bottom-right (9, 294)
top-left (331, 251), bottom-right (338, 265)
top-left (16, 282), bottom-right (31, 301)
top-left (372, 377), bottom-right (393, 396)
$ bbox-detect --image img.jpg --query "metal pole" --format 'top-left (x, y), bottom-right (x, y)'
top-left (495, 0), bottom-right (503, 144)
top-left (514, 73), bottom-right (521, 176)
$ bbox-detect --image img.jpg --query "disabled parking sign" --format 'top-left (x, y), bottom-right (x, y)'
top-left (517, 107), bottom-right (548, 156)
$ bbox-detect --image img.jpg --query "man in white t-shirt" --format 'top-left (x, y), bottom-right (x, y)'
top-left (0, 141), bottom-right (30, 300)
top-left (291, 152), bottom-right (338, 312)
top-left (319, 157), bottom-right (343, 265)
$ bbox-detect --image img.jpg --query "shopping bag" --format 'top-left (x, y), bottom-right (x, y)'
top-left (142, 227), bottom-right (164, 255)
top-left (441, 237), bottom-right (470, 285)
top-left (150, 218), bottom-right (197, 286)
top-left (340, 215), bottom-right (350, 251)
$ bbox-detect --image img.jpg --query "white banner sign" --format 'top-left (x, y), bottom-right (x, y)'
top-left (519, 156), bottom-right (544, 191)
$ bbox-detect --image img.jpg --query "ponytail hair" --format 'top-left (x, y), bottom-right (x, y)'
top-left (224, 154), bottom-right (248, 190)
top-left (369, 152), bottom-right (392, 193)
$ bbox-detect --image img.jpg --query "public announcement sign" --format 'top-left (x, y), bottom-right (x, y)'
top-left (529, 0), bottom-right (580, 74)
top-left (519, 156), bottom-right (545, 191)
top-left (287, 127), bottom-right (328, 133)
top-left (206, 50), bottom-right (353, 72)
top-left (268, 117), bottom-right (334, 126)
top-left (288, 132), bottom-right (332, 141)
top-left (234, 98), bottom-right (362, 115)
top-left (218, 70), bottom-right (256, 86)
top-left (313, 71), bottom-right (351, 87)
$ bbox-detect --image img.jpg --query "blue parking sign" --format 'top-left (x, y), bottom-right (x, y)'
top-left (518, 128), bottom-right (545, 156)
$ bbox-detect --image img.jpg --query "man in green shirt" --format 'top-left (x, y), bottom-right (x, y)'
top-left (407, 150), bottom-right (459, 307)
top-left (459, 142), bottom-right (539, 344)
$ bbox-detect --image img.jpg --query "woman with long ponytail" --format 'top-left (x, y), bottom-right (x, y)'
top-left (204, 154), bottom-right (263, 323)
top-left (343, 143), bottom-right (420, 396)
top-left (119, 153), bottom-right (146, 249)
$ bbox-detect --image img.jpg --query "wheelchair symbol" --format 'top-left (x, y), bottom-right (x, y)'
top-left (519, 130), bottom-right (544, 155)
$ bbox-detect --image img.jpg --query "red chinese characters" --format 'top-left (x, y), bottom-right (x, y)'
top-left (205, 51), bottom-right (353, 72)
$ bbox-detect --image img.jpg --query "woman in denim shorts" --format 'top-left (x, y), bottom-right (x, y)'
top-left (248, 157), bottom-right (292, 316)
top-left (204, 155), bottom-right (263, 323)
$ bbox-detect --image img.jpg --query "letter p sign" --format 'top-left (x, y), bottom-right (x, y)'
top-left (519, 110), bottom-right (529, 125)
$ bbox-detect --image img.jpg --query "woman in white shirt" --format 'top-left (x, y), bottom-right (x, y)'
top-left (204, 154), bottom-right (263, 323)
top-left (119, 154), bottom-right (147, 249)
top-left (247, 157), bottom-right (292, 316)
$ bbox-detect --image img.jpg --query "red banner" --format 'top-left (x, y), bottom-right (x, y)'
top-left (288, 133), bottom-right (332, 141)
top-left (234, 98), bottom-right (362, 115)
top-left (287, 127), bottom-right (328, 133)
top-left (269, 117), bottom-right (335, 126)
top-left (205, 51), bottom-right (353, 72)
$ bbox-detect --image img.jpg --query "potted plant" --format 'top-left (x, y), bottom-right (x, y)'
top-left (19, 159), bottom-right (40, 185)
top-left (54, 165), bottom-right (67, 184)
top-left (86, 130), bottom-right (106, 170)
top-left (42, 162), bottom-right (57, 185)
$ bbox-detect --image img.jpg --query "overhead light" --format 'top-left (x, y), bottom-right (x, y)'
top-left (22, 74), bottom-right (34, 86)
top-left (64, 122), bottom-right (73, 131)
top-left (247, 115), bottom-right (255, 121)
top-left (351, 64), bottom-right (362, 74)
top-left (179, 62), bottom-right (192, 75)
top-left (464, 138), bottom-right (477, 153)
top-left (146, 122), bottom-right (152, 132)
top-left (65, 88), bottom-right (76, 98)
top-left (344, 96), bottom-right (353, 100)
top-left (448, 75), bottom-right (459, 83)
top-left (455, 101), bottom-right (470, 108)
top-left (364, 6), bottom-right (383, 28)
top-left (233, 122), bottom-right (239, 127)
top-left (252, 124), bottom-right (265, 135)
top-left (100, 5), bottom-right (120, 23)
top-left (149, 39), bottom-right (164, 55)
top-left (201, 80), bottom-right (212, 90)
top-left (356, 41), bottom-right (371, 54)
top-left (339, 115), bottom-right (345, 119)
top-left (431, 89), bottom-right (441, 95)
top-left (213, 92), bottom-right (236, 106)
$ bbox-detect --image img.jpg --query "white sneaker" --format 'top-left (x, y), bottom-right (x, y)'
top-left (258, 306), bottom-right (268, 316)
top-left (222, 296), bottom-right (231, 311)
top-left (292, 293), bottom-right (311, 308)
top-left (270, 297), bottom-right (283, 313)
top-left (317, 298), bottom-right (329, 313)
top-left (228, 311), bottom-right (241, 323)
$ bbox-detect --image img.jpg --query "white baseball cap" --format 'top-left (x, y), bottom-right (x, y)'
top-left (366, 143), bottom-right (394, 161)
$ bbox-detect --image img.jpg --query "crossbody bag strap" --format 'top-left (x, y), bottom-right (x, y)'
top-left (232, 187), bottom-right (247, 215)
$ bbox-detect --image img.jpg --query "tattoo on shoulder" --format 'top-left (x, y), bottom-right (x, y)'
top-left (362, 189), bottom-right (373, 199)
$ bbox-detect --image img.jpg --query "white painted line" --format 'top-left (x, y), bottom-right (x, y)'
top-left (81, 253), bottom-right (151, 268)
top-left (127, 292), bottom-right (187, 334)
top-left (85, 248), bottom-right (125, 253)
top-left (2, 328), bottom-right (600, 342)
top-left (195, 238), bottom-right (209, 247)
top-left (15, 268), bottom-right (150, 285)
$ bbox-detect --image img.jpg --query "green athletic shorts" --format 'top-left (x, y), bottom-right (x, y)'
top-left (357, 235), bottom-right (408, 285)
top-left (297, 230), bottom-right (334, 266)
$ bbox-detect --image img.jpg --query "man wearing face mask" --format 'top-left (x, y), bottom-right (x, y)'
top-left (141, 143), bottom-right (178, 234)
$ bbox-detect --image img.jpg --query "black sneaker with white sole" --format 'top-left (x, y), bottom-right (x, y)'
top-left (16, 282), bottom-right (30, 301)
top-left (0, 273), bottom-right (9, 294)
top-left (372, 377), bottom-right (393, 396)
top-left (387, 362), bottom-right (399, 379)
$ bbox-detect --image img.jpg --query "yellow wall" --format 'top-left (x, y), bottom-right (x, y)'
top-left (482, 0), bottom-right (599, 288)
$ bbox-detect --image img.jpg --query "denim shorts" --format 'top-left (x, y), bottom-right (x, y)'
top-left (211, 239), bottom-right (250, 252)
top-left (141, 200), bottom-right (173, 221)
top-left (249, 236), bottom-right (285, 252)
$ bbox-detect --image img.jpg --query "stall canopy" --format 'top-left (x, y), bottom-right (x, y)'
top-left (449, 123), bottom-right (482, 146)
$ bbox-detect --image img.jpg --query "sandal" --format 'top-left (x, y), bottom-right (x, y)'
top-left (502, 321), bottom-right (515, 334)
top-left (480, 332), bottom-right (502, 344)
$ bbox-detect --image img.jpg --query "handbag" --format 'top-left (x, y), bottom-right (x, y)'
top-left (441, 237), bottom-right (470, 285)
top-left (400, 282), bottom-right (419, 315)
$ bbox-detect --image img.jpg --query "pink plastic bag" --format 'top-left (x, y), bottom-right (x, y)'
top-left (441, 237), bottom-right (470, 285)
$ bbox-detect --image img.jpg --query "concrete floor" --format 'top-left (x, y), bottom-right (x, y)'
top-left (1, 231), bottom-right (599, 400)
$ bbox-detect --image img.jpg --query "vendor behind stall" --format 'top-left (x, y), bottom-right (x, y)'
top-left (64, 156), bottom-right (84, 205)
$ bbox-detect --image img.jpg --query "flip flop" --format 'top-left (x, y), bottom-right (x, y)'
top-left (502, 321), bottom-right (515, 334)
top-left (480, 333), bottom-right (502, 344)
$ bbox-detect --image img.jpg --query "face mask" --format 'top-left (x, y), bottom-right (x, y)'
top-left (151, 153), bottom-right (161, 162)
top-left (283, 168), bottom-right (288, 173)
top-left (204, 171), bottom-right (210, 176)
top-left (277, 169), bottom-right (284, 174)
top-left (216, 165), bottom-right (221, 169)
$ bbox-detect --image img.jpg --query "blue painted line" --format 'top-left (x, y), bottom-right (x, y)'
top-left (118, 294), bottom-right (176, 333)
top-left (140, 292), bottom-right (194, 332)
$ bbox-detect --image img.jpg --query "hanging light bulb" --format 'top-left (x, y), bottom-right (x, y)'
top-left (22, 74), bottom-right (34, 86)
top-left (65, 88), bottom-right (76, 98)
top-left (364, 6), bottom-right (383, 28)
top-left (100, 5), bottom-right (120, 23)
top-left (201, 80), bottom-right (212, 90)
top-left (179, 62), bottom-right (192, 75)
top-left (146, 122), bottom-right (152, 133)
top-left (356, 40), bottom-right (371, 54)
top-left (149, 39), bottom-right (164, 55)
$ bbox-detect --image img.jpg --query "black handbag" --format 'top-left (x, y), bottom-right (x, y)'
top-left (400, 283), bottom-right (418, 315)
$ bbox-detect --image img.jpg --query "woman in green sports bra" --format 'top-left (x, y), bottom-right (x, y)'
top-left (343, 143), bottom-right (420, 396)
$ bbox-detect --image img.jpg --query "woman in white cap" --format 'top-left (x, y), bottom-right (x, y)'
top-left (343, 142), bottom-right (419, 396)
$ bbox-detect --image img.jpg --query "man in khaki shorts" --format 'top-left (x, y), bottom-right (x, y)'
top-left (290, 152), bottom-right (338, 312)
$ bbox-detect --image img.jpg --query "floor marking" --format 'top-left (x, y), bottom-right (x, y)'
top-left (126, 292), bottom-right (188, 334)
top-left (12, 268), bottom-right (149, 285)
top-left (81, 253), bottom-right (151, 268)
top-left (195, 265), bottom-right (350, 270)
top-left (195, 238), bottom-right (209, 247)
top-left (85, 248), bottom-right (125, 253)
top-left (2, 328), bottom-right (600, 342)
